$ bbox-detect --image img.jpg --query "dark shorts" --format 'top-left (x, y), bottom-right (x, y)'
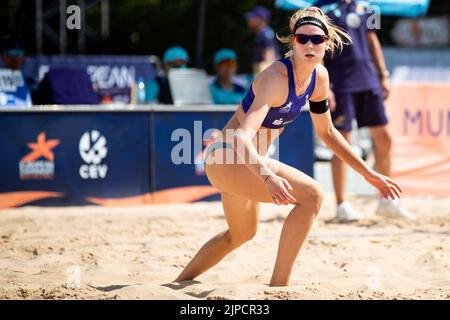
top-left (331, 89), bottom-right (388, 132)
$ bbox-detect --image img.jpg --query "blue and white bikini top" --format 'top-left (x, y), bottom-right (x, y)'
top-left (240, 57), bottom-right (316, 129)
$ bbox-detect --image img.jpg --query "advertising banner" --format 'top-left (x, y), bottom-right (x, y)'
top-left (385, 83), bottom-right (450, 197)
top-left (0, 112), bottom-right (150, 208)
top-left (0, 109), bottom-right (314, 208)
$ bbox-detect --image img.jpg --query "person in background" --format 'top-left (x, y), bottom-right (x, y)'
top-left (1, 38), bottom-right (38, 104)
top-left (155, 46), bottom-right (190, 104)
top-left (209, 49), bottom-right (246, 105)
top-left (245, 5), bottom-right (280, 75)
top-left (322, 0), bottom-right (415, 222)
top-left (131, 46), bottom-right (190, 105)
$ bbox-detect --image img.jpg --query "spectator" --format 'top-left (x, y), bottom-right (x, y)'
top-left (322, 0), bottom-right (415, 221)
top-left (245, 5), bottom-right (280, 75)
top-left (209, 49), bottom-right (246, 105)
top-left (131, 46), bottom-right (190, 105)
top-left (156, 46), bottom-right (190, 104)
top-left (1, 38), bottom-right (38, 104)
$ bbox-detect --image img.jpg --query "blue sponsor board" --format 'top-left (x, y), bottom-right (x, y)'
top-left (0, 108), bottom-right (314, 207)
top-left (0, 112), bottom-right (150, 206)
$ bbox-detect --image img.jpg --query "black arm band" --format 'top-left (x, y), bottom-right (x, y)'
top-left (309, 99), bottom-right (329, 114)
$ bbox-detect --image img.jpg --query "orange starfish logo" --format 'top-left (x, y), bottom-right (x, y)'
top-left (21, 132), bottom-right (60, 162)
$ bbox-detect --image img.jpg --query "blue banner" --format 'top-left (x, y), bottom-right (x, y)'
top-left (0, 109), bottom-right (314, 208)
top-left (0, 112), bottom-right (150, 206)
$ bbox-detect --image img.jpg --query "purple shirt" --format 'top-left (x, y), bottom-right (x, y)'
top-left (252, 26), bottom-right (280, 64)
top-left (324, 0), bottom-right (380, 93)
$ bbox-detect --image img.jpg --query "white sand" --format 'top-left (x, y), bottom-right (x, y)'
top-left (0, 194), bottom-right (449, 300)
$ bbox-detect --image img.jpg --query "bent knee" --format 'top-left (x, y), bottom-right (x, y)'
top-left (293, 183), bottom-right (324, 213)
top-left (226, 227), bottom-right (257, 248)
top-left (309, 184), bottom-right (324, 213)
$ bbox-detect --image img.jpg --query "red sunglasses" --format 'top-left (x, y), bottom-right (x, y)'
top-left (295, 34), bottom-right (329, 45)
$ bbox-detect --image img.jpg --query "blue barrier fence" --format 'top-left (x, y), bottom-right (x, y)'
top-left (0, 105), bottom-right (314, 208)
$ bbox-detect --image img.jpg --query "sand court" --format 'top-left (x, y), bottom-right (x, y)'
top-left (0, 194), bottom-right (449, 300)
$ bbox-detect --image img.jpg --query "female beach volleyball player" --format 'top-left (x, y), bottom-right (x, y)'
top-left (174, 7), bottom-right (403, 287)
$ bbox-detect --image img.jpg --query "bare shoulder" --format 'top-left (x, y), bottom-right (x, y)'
top-left (252, 61), bottom-right (288, 104)
top-left (315, 63), bottom-right (329, 84)
top-left (311, 64), bottom-right (329, 101)
top-left (253, 61), bottom-right (286, 91)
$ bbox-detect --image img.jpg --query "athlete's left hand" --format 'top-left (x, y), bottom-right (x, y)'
top-left (364, 170), bottom-right (403, 200)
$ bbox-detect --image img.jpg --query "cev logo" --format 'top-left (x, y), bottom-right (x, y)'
top-left (79, 130), bottom-right (108, 179)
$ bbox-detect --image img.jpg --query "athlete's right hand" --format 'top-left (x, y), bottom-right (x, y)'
top-left (264, 175), bottom-right (297, 205)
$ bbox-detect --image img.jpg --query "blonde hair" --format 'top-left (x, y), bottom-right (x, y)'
top-left (276, 7), bottom-right (352, 57)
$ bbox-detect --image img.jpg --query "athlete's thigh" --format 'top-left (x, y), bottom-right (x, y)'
top-left (206, 155), bottom-right (320, 204)
top-left (221, 192), bottom-right (259, 237)
top-left (206, 161), bottom-right (273, 203)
